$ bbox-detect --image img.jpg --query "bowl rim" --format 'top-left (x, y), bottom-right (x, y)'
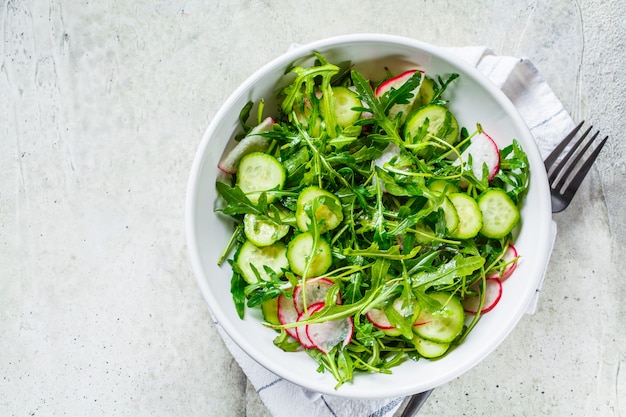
top-left (185, 33), bottom-right (553, 398)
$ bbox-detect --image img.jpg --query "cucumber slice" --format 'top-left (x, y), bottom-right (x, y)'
top-left (413, 291), bottom-right (464, 343)
top-left (411, 334), bottom-right (450, 358)
top-left (404, 104), bottom-right (459, 150)
top-left (286, 232), bottom-right (332, 277)
top-left (478, 189), bottom-right (520, 238)
top-left (448, 193), bottom-right (482, 239)
top-left (236, 152), bottom-right (285, 204)
top-left (293, 94), bottom-right (322, 136)
top-left (418, 76), bottom-right (436, 106)
top-left (414, 223), bottom-right (436, 245)
top-left (243, 207), bottom-right (291, 247)
top-left (325, 86), bottom-right (362, 128)
top-left (296, 186), bottom-right (343, 233)
top-left (427, 180), bottom-right (460, 234)
top-left (235, 240), bottom-right (289, 284)
top-left (426, 195), bottom-right (459, 235)
top-left (428, 179), bottom-right (460, 195)
top-left (261, 297), bottom-right (280, 325)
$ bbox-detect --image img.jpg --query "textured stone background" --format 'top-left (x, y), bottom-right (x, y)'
top-left (1, 0), bottom-right (624, 416)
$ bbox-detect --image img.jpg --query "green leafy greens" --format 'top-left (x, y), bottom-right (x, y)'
top-left (214, 53), bottom-right (530, 388)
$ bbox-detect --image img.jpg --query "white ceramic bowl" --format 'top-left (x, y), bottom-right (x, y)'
top-left (186, 34), bottom-right (553, 398)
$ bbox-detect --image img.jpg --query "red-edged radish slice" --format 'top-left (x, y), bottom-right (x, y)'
top-left (218, 116), bottom-right (275, 174)
top-left (366, 308), bottom-right (394, 330)
top-left (366, 298), bottom-right (413, 330)
top-left (375, 70), bottom-right (423, 123)
top-left (487, 244), bottom-right (519, 281)
top-left (306, 303), bottom-right (354, 354)
top-left (295, 307), bottom-right (319, 349)
top-left (459, 131), bottom-right (500, 182)
top-left (277, 293), bottom-right (299, 340)
top-left (375, 70), bottom-right (420, 96)
top-left (293, 278), bottom-right (339, 314)
top-left (462, 278), bottom-right (503, 314)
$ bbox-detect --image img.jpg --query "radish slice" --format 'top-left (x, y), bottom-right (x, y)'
top-left (295, 306), bottom-right (320, 349)
top-left (293, 278), bottom-right (339, 314)
top-left (373, 143), bottom-right (401, 193)
top-left (462, 278), bottom-right (503, 314)
top-left (459, 131), bottom-right (500, 182)
top-left (375, 70), bottom-right (423, 123)
top-left (375, 70), bottom-right (420, 96)
top-left (366, 308), bottom-right (395, 330)
top-left (306, 303), bottom-right (354, 354)
top-left (218, 117), bottom-right (275, 174)
top-left (374, 143), bottom-right (401, 170)
top-left (277, 293), bottom-right (299, 339)
top-left (366, 298), bottom-right (413, 330)
top-left (488, 244), bottom-right (519, 281)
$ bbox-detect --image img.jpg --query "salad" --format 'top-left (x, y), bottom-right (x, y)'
top-left (215, 53), bottom-right (529, 388)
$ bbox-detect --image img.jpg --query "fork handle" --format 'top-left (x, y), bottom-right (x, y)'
top-left (399, 390), bottom-right (433, 417)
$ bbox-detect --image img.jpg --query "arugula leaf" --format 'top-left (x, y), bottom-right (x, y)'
top-left (281, 52), bottom-right (340, 137)
top-left (218, 223), bottom-right (244, 266)
top-left (351, 70), bottom-right (403, 144)
top-left (273, 330), bottom-right (301, 352)
top-left (215, 181), bottom-right (265, 216)
top-left (411, 253), bottom-right (485, 288)
top-left (343, 242), bottom-right (421, 260)
top-left (230, 268), bottom-right (247, 319)
top-left (379, 70), bottom-right (423, 117)
top-left (495, 139), bottom-right (530, 203)
top-left (430, 73), bottom-right (460, 105)
top-left (235, 100), bottom-right (255, 140)
top-left (384, 303), bottom-right (414, 339)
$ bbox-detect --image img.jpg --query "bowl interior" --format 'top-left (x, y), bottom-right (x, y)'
top-left (186, 34), bottom-right (552, 398)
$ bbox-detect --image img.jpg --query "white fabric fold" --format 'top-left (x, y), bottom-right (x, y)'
top-left (215, 45), bottom-right (568, 417)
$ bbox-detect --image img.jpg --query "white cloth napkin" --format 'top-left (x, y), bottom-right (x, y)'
top-left (215, 45), bottom-right (567, 417)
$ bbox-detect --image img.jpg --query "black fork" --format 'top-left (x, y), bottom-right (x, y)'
top-left (544, 121), bottom-right (608, 213)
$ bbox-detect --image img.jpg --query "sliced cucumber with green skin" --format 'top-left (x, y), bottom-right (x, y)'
top-left (411, 334), bottom-right (450, 358)
top-left (286, 232), bottom-right (332, 277)
top-left (414, 223), bottom-right (436, 245)
top-left (236, 240), bottom-right (289, 284)
top-left (426, 195), bottom-right (459, 235)
top-left (236, 152), bottom-right (285, 204)
top-left (296, 186), bottom-right (343, 233)
top-left (418, 77), bottom-right (436, 106)
top-left (428, 179), bottom-right (461, 195)
top-left (413, 291), bottom-right (465, 343)
top-left (448, 193), bottom-right (482, 239)
top-left (427, 180), bottom-right (460, 235)
top-left (294, 97), bottom-right (322, 137)
top-left (261, 297), bottom-right (280, 325)
top-left (243, 207), bottom-right (291, 247)
top-left (324, 86), bottom-right (362, 128)
top-left (478, 189), bottom-right (520, 238)
top-left (404, 104), bottom-right (459, 151)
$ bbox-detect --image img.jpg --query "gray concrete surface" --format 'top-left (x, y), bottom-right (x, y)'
top-left (1, 0), bottom-right (624, 416)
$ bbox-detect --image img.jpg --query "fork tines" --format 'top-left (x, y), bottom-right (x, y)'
top-left (544, 120), bottom-right (608, 208)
